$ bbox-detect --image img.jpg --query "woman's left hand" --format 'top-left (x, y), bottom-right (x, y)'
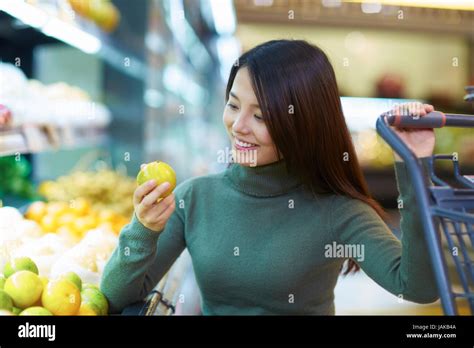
top-left (388, 102), bottom-right (436, 161)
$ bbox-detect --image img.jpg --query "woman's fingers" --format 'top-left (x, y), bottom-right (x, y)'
top-left (146, 193), bottom-right (175, 218)
top-left (423, 103), bottom-right (434, 114)
top-left (141, 182), bottom-right (171, 208)
top-left (133, 179), bottom-right (157, 206)
top-left (390, 102), bottom-right (435, 121)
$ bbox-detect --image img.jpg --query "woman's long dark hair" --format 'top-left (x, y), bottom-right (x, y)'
top-left (225, 40), bottom-right (386, 274)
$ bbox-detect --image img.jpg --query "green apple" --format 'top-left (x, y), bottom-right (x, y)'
top-left (20, 306), bottom-right (53, 316)
top-left (4, 271), bottom-right (43, 309)
top-left (4, 257), bottom-right (39, 278)
top-left (136, 161), bottom-right (176, 198)
top-left (0, 290), bottom-right (13, 311)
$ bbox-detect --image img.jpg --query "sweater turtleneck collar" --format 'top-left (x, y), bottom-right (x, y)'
top-left (224, 160), bottom-right (303, 197)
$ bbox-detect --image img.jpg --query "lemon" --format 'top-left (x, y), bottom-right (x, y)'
top-left (20, 306), bottom-right (53, 316)
top-left (42, 278), bottom-right (81, 316)
top-left (4, 257), bottom-right (39, 278)
top-left (136, 161), bottom-right (176, 198)
top-left (4, 271), bottom-right (43, 309)
top-left (0, 290), bottom-right (13, 311)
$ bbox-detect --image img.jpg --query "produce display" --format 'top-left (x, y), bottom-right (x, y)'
top-left (0, 63), bottom-right (110, 128)
top-left (0, 206), bottom-right (118, 290)
top-left (38, 169), bottom-right (136, 218)
top-left (0, 156), bottom-right (39, 199)
top-left (0, 256), bottom-right (109, 316)
top-left (68, 0), bottom-right (121, 32)
top-left (25, 199), bottom-right (129, 238)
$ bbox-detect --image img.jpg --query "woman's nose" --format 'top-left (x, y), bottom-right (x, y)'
top-left (232, 113), bottom-right (251, 134)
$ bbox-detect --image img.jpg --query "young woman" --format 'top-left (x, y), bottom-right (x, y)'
top-left (101, 40), bottom-right (439, 315)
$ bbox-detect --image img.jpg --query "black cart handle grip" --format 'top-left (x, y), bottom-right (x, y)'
top-left (386, 111), bottom-right (474, 129)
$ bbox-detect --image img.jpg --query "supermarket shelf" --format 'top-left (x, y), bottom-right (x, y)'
top-left (0, 1), bottom-right (147, 81)
top-left (0, 124), bottom-right (108, 156)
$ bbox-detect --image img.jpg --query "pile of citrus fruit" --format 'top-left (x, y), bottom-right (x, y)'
top-left (25, 199), bottom-right (129, 240)
top-left (0, 257), bottom-right (109, 316)
top-left (37, 169), bottom-right (136, 218)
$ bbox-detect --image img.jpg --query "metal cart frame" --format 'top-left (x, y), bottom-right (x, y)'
top-left (376, 110), bottom-right (474, 315)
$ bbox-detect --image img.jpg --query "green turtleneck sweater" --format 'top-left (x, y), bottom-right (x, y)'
top-left (101, 159), bottom-right (439, 314)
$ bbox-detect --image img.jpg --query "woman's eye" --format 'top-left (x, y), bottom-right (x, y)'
top-left (227, 103), bottom-right (238, 110)
top-left (254, 114), bottom-right (263, 121)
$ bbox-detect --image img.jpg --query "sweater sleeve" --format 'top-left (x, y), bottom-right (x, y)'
top-left (100, 190), bottom-right (186, 314)
top-left (334, 157), bottom-right (439, 304)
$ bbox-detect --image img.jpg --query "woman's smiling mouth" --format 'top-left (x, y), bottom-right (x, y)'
top-left (234, 138), bottom-right (259, 151)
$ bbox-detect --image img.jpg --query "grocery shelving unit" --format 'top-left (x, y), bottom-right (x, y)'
top-left (0, 125), bottom-right (108, 157)
top-left (0, 0), bottom-right (150, 182)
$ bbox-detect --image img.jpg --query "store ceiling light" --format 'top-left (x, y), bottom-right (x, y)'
top-left (0, 0), bottom-right (48, 28)
top-left (0, 0), bottom-right (102, 54)
top-left (144, 89), bottom-right (165, 109)
top-left (209, 0), bottom-right (236, 35)
top-left (322, 0), bottom-right (343, 8)
top-left (344, 0), bottom-right (474, 11)
top-left (253, 0), bottom-right (274, 6)
top-left (215, 36), bottom-right (241, 81)
top-left (361, 2), bottom-right (383, 13)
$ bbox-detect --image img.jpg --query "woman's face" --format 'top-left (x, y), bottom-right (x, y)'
top-left (223, 67), bottom-right (279, 167)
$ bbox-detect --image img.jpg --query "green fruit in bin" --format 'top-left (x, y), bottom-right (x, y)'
top-left (4, 257), bottom-right (39, 278)
top-left (81, 288), bottom-right (109, 315)
top-left (0, 290), bottom-right (13, 311)
top-left (61, 272), bottom-right (82, 291)
top-left (20, 306), bottom-right (53, 316)
top-left (137, 161), bottom-right (176, 198)
top-left (4, 271), bottom-right (43, 309)
top-left (82, 283), bottom-right (99, 291)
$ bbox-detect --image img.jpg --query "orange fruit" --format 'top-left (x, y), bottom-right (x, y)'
top-left (70, 198), bottom-right (91, 216)
top-left (40, 214), bottom-right (58, 233)
top-left (57, 212), bottom-right (76, 227)
top-left (41, 278), bottom-right (81, 315)
top-left (46, 202), bottom-right (69, 217)
top-left (81, 288), bottom-right (108, 315)
top-left (98, 209), bottom-right (116, 223)
top-left (25, 201), bottom-right (47, 222)
top-left (78, 301), bottom-right (101, 315)
top-left (37, 181), bottom-right (54, 197)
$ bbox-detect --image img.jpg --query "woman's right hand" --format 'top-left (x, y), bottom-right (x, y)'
top-left (133, 169), bottom-right (176, 232)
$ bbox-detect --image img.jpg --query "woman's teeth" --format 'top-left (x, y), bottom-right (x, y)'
top-left (235, 139), bottom-right (258, 147)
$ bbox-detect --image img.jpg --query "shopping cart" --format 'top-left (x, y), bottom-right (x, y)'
top-left (376, 89), bottom-right (474, 315)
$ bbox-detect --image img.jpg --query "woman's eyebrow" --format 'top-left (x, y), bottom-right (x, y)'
top-left (229, 91), bottom-right (260, 108)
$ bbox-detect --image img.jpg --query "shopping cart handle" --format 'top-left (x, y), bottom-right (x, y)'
top-left (386, 111), bottom-right (474, 129)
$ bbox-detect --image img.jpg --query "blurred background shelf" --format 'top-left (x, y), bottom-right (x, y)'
top-left (0, 125), bottom-right (108, 156)
top-left (0, 0), bottom-right (473, 316)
